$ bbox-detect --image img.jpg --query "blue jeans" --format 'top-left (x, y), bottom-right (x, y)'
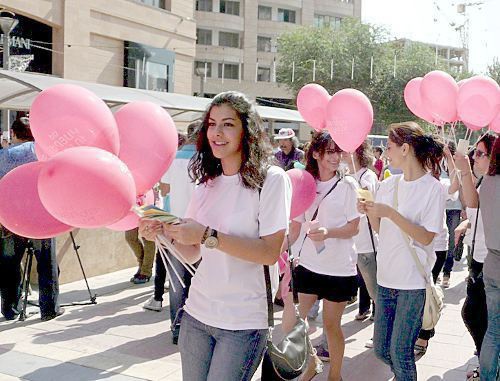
top-left (480, 249), bottom-right (500, 381)
top-left (179, 312), bottom-right (268, 381)
top-left (374, 286), bottom-right (425, 381)
top-left (443, 209), bottom-right (461, 275)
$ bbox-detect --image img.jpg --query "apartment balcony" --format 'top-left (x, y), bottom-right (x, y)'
top-left (195, 10), bottom-right (244, 32)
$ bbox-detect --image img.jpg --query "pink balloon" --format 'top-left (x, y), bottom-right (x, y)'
top-left (107, 190), bottom-right (155, 231)
top-left (404, 78), bottom-right (436, 124)
top-left (38, 147), bottom-right (136, 228)
top-left (286, 168), bottom-right (317, 219)
top-left (463, 121), bottom-right (483, 131)
top-left (297, 84), bottom-right (331, 131)
top-left (30, 84), bottom-right (119, 158)
top-left (115, 102), bottom-right (178, 195)
top-left (489, 111), bottom-right (500, 133)
top-left (457, 76), bottom-right (500, 127)
top-left (0, 162), bottom-right (73, 238)
top-left (325, 89), bottom-right (373, 152)
top-left (34, 142), bottom-right (50, 161)
top-left (420, 70), bottom-right (459, 124)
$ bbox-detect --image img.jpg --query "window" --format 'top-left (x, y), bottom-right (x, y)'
top-left (220, 0), bottom-right (240, 16)
top-left (257, 67), bottom-right (271, 82)
top-left (218, 63), bottom-right (239, 79)
top-left (258, 5), bottom-right (272, 20)
top-left (313, 14), bottom-right (342, 29)
top-left (196, 29), bottom-right (212, 45)
top-left (278, 8), bottom-right (296, 23)
top-left (219, 31), bottom-right (240, 48)
top-left (194, 61), bottom-right (212, 77)
top-left (136, 0), bottom-right (167, 9)
top-left (257, 36), bottom-right (272, 52)
top-left (196, 0), bottom-right (212, 11)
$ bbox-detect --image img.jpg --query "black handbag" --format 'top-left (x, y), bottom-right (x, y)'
top-left (261, 237), bottom-right (321, 380)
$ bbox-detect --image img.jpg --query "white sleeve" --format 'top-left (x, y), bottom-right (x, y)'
top-left (343, 180), bottom-right (362, 222)
top-left (421, 182), bottom-right (446, 234)
top-left (184, 185), bottom-right (201, 220)
top-left (259, 166), bottom-right (292, 236)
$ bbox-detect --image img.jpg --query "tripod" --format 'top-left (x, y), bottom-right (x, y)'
top-left (19, 232), bottom-right (97, 321)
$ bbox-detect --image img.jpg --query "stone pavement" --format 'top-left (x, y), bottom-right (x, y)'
top-left (0, 258), bottom-right (479, 381)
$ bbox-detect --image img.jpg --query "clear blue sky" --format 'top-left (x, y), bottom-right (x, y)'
top-left (362, 0), bottom-right (500, 74)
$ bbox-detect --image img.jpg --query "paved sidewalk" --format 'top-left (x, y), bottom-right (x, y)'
top-left (0, 258), bottom-right (478, 381)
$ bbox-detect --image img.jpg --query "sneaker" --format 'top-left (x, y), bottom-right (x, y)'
top-left (41, 308), bottom-right (65, 321)
top-left (143, 296), bottom-right (162, 312)
top-left (129, 271), bottom-right (139, 282)
top-left (442, 275), bottom-right (450, 288)
top-left (355, 309), bottom-right (370, 321)
top-left (132, 274), bottom-right (151, 284)
top-left (365, 338), bottom-right (374, 348)
top-left (314, 344), bottom-right (330, 362)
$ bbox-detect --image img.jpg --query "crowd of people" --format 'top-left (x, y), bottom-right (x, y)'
top-left (0, 90), bottom-right (498, 381)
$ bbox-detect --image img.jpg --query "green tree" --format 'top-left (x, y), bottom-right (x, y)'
top-left (486, 57), bottom-right (500, 84)
top-left (276, 18), bottom-right (469, 130)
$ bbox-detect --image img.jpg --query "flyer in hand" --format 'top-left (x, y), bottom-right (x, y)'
top-left (133, 205), bottom-right (181, 224)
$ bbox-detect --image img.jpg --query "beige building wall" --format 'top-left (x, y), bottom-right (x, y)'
top-left (193, 0), bottom-right (361, 101)
top-left (1, 0), bottom-right (196, 283)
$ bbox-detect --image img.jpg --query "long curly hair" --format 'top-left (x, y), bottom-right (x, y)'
top-left (189, 91), bottom-right (272, 190)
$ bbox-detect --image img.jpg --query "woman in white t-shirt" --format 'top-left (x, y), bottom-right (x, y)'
top-left (358, 122), bottom-right (445, 381)
top-left (284, 131), bottom-right (361, 381)
top-left (140, 91), bottom-right (291, 381)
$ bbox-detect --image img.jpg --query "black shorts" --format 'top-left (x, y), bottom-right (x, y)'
top-left (294, 265), bottom-right (357, 303)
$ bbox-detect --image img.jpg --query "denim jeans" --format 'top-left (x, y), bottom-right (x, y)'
top-left (179, 312), bottom-right (268, 381)
top-left (443, 209), bottom-right (461, 275)
top-left (0, 233), bottom-right (59, 319)
top-left (374, 285), bottom-right (425, 381)
top-left (163, 251), bottom-right (194, 341)
top-left (480, 249), bottom-right (500, 381)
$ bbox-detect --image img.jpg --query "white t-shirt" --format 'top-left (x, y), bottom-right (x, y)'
top-left (376, 174), bottom-right (445, 290)
top-left (293, 175), bottom-right (361, 277)
top-left (161, 148), bottom-right (195, 218)
top-left (464, 206), bottom-right (487, 263)
top-left (353, 168), bottom-right (379, 254)
top-left (184, 165), bottom-right (291, 330)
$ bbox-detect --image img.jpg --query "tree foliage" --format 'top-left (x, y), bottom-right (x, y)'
top-left (276, 18), bottom-right (474, 130)
top-left (486, 57), bottom-right (500, 84)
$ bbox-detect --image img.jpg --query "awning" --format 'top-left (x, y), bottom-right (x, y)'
top-left (0, 69), bottom-right (304, 123)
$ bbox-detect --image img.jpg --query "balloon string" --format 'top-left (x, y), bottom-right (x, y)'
top-left (467, 130), bottom-right (490, 154)
top-left (350, 152), bottom-right (357, 175)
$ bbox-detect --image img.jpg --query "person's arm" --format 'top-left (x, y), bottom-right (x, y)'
top-left (308, 218), bottom-right (360, 241)
top-left (159, 183), bottom-right (171, 197)
top-left (454, 152), bottom-right (479, 208)
top-left (363, 202), bottom-right (436, 245)
top-left (163, 218), bottom-right (285, 265)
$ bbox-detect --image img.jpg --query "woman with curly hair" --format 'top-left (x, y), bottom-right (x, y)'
top-left (140, 91), bottom-right (291, 381)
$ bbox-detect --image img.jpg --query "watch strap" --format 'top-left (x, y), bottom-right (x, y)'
top-left (200, 226), bottom-right (210, 244)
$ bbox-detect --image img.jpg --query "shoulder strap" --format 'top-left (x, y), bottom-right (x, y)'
top-left (470, 176), bottom-right (483, 258)
top-left (392, 177), bottom-right (430, 284)
top-left (353, 169), bottom-right (377, 254)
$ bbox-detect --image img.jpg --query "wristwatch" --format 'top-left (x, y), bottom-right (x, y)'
top-left (200, 226), bottom-right (210, 244)
top-left (204, 228), bottom-right (219, 249)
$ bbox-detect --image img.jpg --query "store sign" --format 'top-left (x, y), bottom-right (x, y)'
top-left (0, 34), bottom-right (31, 50)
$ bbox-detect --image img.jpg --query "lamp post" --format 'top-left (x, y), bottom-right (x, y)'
top-left (195, 66), bottom-right (207, 97)
top-left (0, 9), bottom-right (19, 133)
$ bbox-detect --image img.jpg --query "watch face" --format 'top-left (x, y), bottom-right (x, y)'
top-left (205, 236), bottom-right (219, 249)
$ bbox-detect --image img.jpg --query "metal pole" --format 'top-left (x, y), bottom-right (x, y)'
top-left (2, 30), bottom-right (10, 132)
top-left (199, 74), bottom-right (204, 97)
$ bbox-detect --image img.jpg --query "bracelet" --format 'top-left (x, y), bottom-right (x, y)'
top-left (200, 226), bottom-right (210, 244)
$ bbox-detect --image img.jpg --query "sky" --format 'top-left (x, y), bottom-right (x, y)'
top-left (362, 0), bottom-right (500, 74)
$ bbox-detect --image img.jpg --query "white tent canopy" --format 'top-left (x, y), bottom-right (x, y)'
top-left (0, 69), bottom-right (304, 123)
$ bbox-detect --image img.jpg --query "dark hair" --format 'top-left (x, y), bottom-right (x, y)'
top-left (177, 132), bottom-right (187, 148)
top-left (388, 121), bottom-right (444, 175)
top-left (487, 136), bottom-right (499, 176)
top-left (305, 131), bottom-right (342, 179)
top-left (11, 117), bottom-right (34, 141)
top-left (373, 146), bottom-right (383, 155)
top-left (447, 141), bottom-right (456, 156)
top-left (354, 140), bottom-right (375, 169)
top-left (188, 91), bottom-right (271, 190)
top-left (476, 133), bottom-right (496, 156)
